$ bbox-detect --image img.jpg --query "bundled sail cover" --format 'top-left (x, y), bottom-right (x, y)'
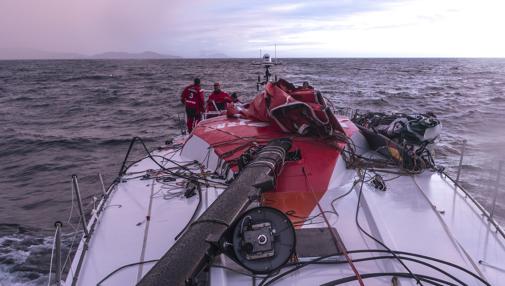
top-left (227, 79), bottom-right (344, 137)
top-left (353, 112), bottom-right (442, 146)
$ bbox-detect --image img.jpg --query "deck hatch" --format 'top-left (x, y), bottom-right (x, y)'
top-left (295, 227), bottom-right (341, 257)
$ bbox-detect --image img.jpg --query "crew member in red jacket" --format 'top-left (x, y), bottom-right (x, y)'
top-left (180, 78), bottom-right (204, 132)
top-left (206, 82), bottom-right (233, 112)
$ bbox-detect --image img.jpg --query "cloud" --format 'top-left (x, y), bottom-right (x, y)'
top-left (267, 3), bottom-right (305, 13)
top-left (1, 0), bottom-right (505, 57)
top-left (0, 0), bottom-right (201, 55)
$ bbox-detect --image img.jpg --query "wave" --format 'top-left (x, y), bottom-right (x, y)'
top-left (93, 95), bottom-right (120, 104)
top-left (3, 58), bottom-right (505, 285)
top-left (8, 134), bottom-right (140, 146)
top-left (489, 96), bottom-right (505, 103)
top-left (133, 72), bottom-right (154, 77)
top-left (0, 135), bottom-right (152, 158)
top-left (9, 96), bottom-right (35, 102)
top-left (61, 74), bottom-right (113, 82)
top-left (0, 224), bottom-right (80, 286)
top-left (354, 97), bottom-right (390, 107)
top-left (382, 91), bottom-right (414, 99)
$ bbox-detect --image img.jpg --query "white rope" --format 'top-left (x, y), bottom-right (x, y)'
top-left (136, 179), bottom-right (156, 282)
top-left (62, 229), bottom-right (80, 271)
top-left (67, 181), bottom-right (75, 224)
top-left (61, 180), bottom-right (81, 274)
top-left (47, 226), bottom-right (59, 286)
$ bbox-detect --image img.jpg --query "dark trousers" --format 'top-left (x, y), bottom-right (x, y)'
top-left (186, 107), bottom-right (202, 133)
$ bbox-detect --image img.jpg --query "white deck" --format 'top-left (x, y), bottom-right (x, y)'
top-left (65, 131), bottom-right (505, 286)
top-left (210, 159), bottom-right (505, 285)
top-left (65, 145), bottom-right (226, 286)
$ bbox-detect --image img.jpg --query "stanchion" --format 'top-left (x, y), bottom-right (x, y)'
top-left (71, 175), bottom-right (89, 237)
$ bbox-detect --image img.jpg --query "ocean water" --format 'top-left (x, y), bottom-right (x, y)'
top-left (1, 58), bottom-right (505, 285)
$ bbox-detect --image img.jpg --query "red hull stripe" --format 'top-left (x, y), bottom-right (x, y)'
top-left (193, 116), bottom-right (358, 225)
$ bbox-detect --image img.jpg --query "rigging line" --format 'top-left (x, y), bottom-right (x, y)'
top-left (133, 138), bottom-right (187, 169)
top-left (290, 210), bottom-right (340, 227)
top-left (355, 168), bottom-right (423, 285)
top-left (348, 250), bottom-right (489, 285)
top-left (47, 227), bottom-right (58, 286)
top-left (411, 175), bottom-right (487, 281)
top-left (62, 180), bottom-right (85, 274)
top-left (263, 255), bottom-right (466, 286)
top-left (330, 179), bottom-right (366, 216)
top-left (302, 167), bottom-right (365, 286)
top-left (68, 180), bottom-right (75, 224)
top-left (96, 260), bottom-right (159, 285)
top-left (286, 209), bottom-right (339, 222)
top-left (220, 141), bottom-right (255, 158)
top-left (261, 249), bottom-right (488, 286)
top-left (174, 184), bottom-right (203, 241)
top-left (361, 255), bottom-right (465, 285)
top-left (135, 138), bottom-right (229, 186)
top-left (168, 147), bottom-right (182, 160)
top-left (320, 272), bottom-right (457, 286)
top-left (61, 229), bottom-right (81, 272)
top-left (137, 179), bottom-right (156, 282)
top-left (151, 153), bottom-right (226, 185)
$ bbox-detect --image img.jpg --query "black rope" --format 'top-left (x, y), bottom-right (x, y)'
top-left (355, 169), bottom-right (423, 285)
top-left (320, 272), bottom-right (456, 286)
top-left (131, 136), bottom-right (229, 186)
top-left (174, 184), bottom-right (203, 241)
top-left (96, 259), bottom-right (159, 285)
top-left (259, 250), bottom-right (488, 286)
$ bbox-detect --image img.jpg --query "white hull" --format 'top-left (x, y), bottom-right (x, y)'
top-left (63, 121), bottom-right (505, 285)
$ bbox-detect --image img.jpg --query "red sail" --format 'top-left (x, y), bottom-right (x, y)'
top-left (228, 78), bottom-right (344, 137)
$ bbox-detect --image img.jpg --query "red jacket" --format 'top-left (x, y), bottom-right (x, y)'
top-left (181, 84), bottom-right (204, 113)
top-left (206, 91), bottom-right (232, 111)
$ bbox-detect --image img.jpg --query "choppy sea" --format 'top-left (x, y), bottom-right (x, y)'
top-left (1, 58), bottom-right (504, 285)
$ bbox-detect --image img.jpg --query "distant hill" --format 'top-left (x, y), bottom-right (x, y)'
top-left (0, 48), bottom-right (84, 60)
top-left (0, 49), bottom-right (181, 60)
top-left (92, 51), bottom-right (180, 59)
top-left (0, 48), bottom-right (235, 60)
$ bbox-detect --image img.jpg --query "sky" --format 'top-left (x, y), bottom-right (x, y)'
top-left (1, 0), bottom-right (505, 58)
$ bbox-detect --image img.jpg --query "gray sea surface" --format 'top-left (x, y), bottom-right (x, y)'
top-left (1, 58), bottom-right (504, 285)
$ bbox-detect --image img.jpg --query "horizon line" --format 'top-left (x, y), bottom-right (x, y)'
top-left (1, 56), bottom-right (505, 61)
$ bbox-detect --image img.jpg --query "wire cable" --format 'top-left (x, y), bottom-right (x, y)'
top-left (260, 249), bottom-right (488, 286)
top-left (135, 136), bottom-right (229, 186)
top-left (321, 272), bottom-right (457, 286)
top-left (355, 168), bottom-right (423, 285)
top-left (302, 167), bottom-right (365, 286)
top-left (96, 259), bottom-right (159, 285)
top-left (47, 228), bottom-right (58, 286)
top-left (174, 184), bottom-right (203, 241)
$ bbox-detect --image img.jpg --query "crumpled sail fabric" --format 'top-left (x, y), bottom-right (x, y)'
top-left (352, 112), bottom-right (442, 146)
top-left (227, 79), bottom-right (344, 136)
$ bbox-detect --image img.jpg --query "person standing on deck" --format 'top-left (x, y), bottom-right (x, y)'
top-left (181, 78), bottom-right (205, 133)
top-left (206, 82), bottom-right (233, 112)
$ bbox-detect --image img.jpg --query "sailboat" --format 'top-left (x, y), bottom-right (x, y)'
top-left (53, 64), bottom-right (504, 286)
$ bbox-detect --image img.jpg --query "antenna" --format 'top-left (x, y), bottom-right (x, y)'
top-left (275, 44), bottom-right (277, 63)
top-left (260, 49), bottom-right (262, 59)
